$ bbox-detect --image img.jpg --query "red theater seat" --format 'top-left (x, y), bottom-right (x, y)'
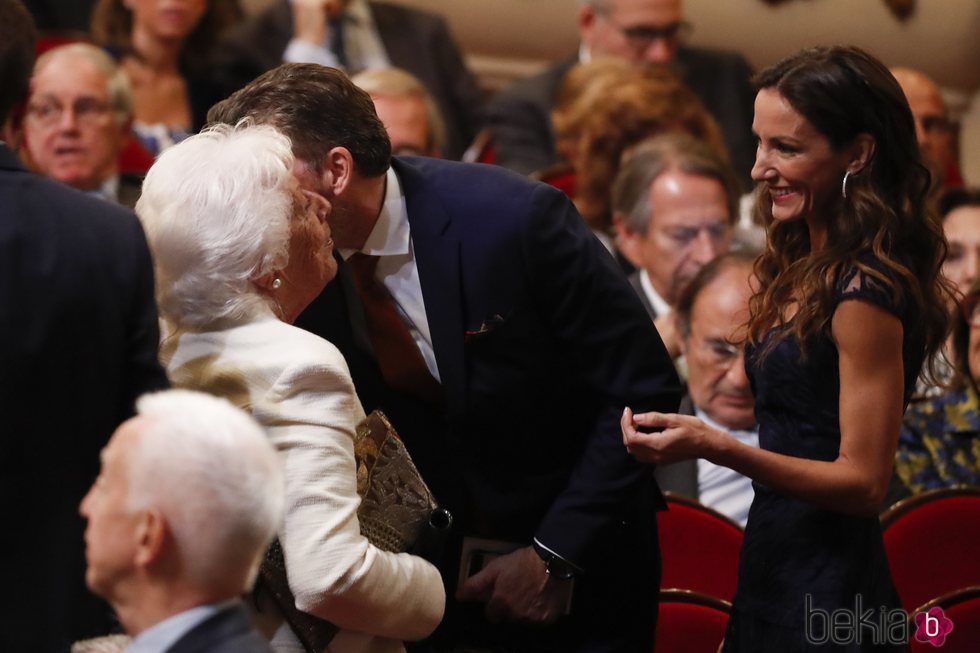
top-left (655, 589), bottom-right (731, 653)
top-left (881, 486), bottom-right (980, 612)
top-left (657, 492), bottom-right (743, 602)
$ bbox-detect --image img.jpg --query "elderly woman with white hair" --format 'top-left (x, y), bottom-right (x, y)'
top-left (136, 122), bottom-right (445, 653)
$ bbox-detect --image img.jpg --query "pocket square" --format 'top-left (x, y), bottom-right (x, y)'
top-left (464, 313), bottom-right (505, 342)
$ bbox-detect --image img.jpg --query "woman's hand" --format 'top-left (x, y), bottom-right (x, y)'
top-left (621, 407), bottom-right (719, 465)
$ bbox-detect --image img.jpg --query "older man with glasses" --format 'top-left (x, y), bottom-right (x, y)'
top-left (486, 0), bottom-right (756, 187)
top-left (653, 252), bottom-right (759, 526)
top-left (22, 43), bottom-right (142, 207)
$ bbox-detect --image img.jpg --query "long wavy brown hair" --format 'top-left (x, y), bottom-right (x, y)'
top-left (90, 0), bottom-right (241, 72)
top-left (748, 46), bottom-right (953, 381)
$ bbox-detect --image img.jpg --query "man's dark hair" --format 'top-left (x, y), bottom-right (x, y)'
top-left (208, 63), bottom-right (391, 177)
top-left (674, 252), bottom-right (757, 338)
top-left (0, 0), bottom-right (37, 125)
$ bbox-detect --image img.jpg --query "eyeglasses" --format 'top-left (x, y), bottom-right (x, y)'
top-left (26, 97), bottom-right (112, 128)
top-left (597, 9), bottom-right (692, 52)
top-left (696, 336), bottom-right (745, 368)
top-left (961, 295), bottom-right (980, 327)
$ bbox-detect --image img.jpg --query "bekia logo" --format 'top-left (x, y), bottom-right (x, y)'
top-left (913, 607), bottom-right (954, 647)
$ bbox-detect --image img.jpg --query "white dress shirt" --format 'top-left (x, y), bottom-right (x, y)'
top-left (694, 407), bottom-right (758, 527)
top-left (638, 269), bottom-right (672, 319)
top-left (339, 167), bottom-right (441, 382)
top-left (283, 0), bottom-right (389, 73)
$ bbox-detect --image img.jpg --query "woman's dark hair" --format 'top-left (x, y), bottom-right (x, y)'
top-left (0, 0), bottom-right (36, 125)
top-left (91, 0), bottom-right (241, 70)
top-left (952, 277), bottom-right (980, 393)
top-left (748, 46), bottom-right (953, 381)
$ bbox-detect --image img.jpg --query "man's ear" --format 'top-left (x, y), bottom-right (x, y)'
top-left (612, 212), bottom-right (644, 269)
top-left (133, 508), bottom-right (167, 568)
top-left (848, 133), bottom-right (876, 175)
top-left (578, 3), bottom-right (599, 46)
top-left (319, 146), bottom-right (355, 198)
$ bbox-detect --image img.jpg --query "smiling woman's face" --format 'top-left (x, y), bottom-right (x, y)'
top-left (750, 88), bottom-right (852, 226)
top-left (129, 0), bottom-right (207, 42)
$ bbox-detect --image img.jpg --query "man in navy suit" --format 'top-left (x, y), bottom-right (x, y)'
top-left (80, 390), bottom-right (283, 653)
top-left (210, 63), bottom-right (681, 652)
top-left (0, 2), bottom-right (168, 651)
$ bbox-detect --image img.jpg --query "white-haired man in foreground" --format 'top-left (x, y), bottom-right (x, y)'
top-left (79, 389), bottom-right (284, 653)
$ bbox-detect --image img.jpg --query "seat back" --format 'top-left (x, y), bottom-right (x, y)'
top-left (881, 486), bottom-right (980, 612)
top-left (909, 586), bottom-right (980, 653)
top-left (657, 492), bottom-right (743, 602)
top-left (655, 589), bottom-right (731, 653)
top-left (529, 161), bottom-right (576, 199)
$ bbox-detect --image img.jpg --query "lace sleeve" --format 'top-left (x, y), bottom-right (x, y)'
top-left (834, 259), bottom-right (905, 319)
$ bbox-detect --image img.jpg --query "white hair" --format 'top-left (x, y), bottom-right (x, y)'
top-left (127, 389), bottom-right (284, 592)
top-left (34, 43), bottom-right (133, 125)
top-left (136, 122), bottom-right (295, 328)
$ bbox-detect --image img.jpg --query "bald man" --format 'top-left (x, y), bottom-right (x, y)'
top-left (891, 67), bottom-right (959, 191)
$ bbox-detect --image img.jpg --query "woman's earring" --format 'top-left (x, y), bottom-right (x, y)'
top-left (841, 170), bottom-right (851, 199)
top-left (272, 278), bottom-right (283, 290)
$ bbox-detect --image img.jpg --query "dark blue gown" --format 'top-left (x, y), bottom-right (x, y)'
top-left (723, 261), bottom-right (923, 652)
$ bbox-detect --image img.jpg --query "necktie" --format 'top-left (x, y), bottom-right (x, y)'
top-left (328, 16), bottom-right (349, 70)
top-left (347, 253), bottom-right (442, 404)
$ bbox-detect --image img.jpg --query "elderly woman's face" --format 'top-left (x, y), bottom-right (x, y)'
top-left (129, 0), bottom-right (207, 41)
top-left (278, 187), bottom-right (336, 323)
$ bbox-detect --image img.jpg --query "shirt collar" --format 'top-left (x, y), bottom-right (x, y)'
top-left (639, 269), bottom-right (672, 318)
top-left (341, 167), bottom-right (408, 259)
top-left (695, 405), bottom-right (758, 439)
top-left (125, 600), bottom-right (238, 653)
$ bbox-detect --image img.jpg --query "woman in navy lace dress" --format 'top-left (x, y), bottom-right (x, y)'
top-left (622, 46), bottom-right (953, 651)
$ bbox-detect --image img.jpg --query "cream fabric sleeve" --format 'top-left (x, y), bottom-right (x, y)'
top-left (251, 338), bottom-right (445, 641)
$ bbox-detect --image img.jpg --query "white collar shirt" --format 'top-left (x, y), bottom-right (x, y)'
top-left (125, 600), bottom-right (238, 653)
top-left (694, 407), bottom-right (759, 527)
top-left (339, 166), bottom-right (440, 382)
top-left (639, 269), bottom-right (673, 319)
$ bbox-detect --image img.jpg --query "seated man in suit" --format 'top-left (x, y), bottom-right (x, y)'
top-left (213, 0), bottom-right (483, 159)
top-left (353, 67), bottom-right (446, 157)
top-left (209, 63), bottom-right (681, 652)
top-left (80, 389), bottom-right (284, 653)
top-left (890, 67), bottom-right (963, 194)
top-left (486, 0), bottom-right (756, 186)
top-left (612, 133), bottom-right (740, 358)
top-left (653, 253), bottom-right (758, 526)
top-left (21, 43), bottom-right (143, 207)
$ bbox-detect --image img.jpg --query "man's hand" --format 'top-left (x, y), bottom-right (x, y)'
top-left (456, 546), bottom-right (572, 624)
top-left (291, 0), bottom-right (344, 45)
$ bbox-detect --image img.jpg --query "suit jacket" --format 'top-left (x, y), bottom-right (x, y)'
top-left (296, 157), bottom-right (682, 650)
top-left (164, 310), bottom-right (444, 652)
top-left (486, 46), bottom-right (756, 187)
top-left (213, 1), bottom-right (484, 159)
top-left (653, 395), bottom-right (699, 499)
top-left (0, 144), bottom-right (168, 653)
top-left (167, 603), bottom-right (273, 653)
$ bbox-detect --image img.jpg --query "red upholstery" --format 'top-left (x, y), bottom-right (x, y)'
top-left (909, 587), bottom-right (980, 653)
top-left (655, 589), bottom-right (731, 653)
top-left (530, 162), bottom-right (577, 199)
top-left (657, 493), bottom-right (743, 602)
top-left (881, 486), bottom-right (980, 612)
top-left (119, 135), bottom-right (156, 176)
top-left (35, 31), bottom-right (88, 57)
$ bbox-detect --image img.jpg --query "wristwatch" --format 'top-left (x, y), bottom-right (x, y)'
top-left (532, 539), bottom-right (579, 580)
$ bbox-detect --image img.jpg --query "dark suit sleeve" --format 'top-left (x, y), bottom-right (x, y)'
top-left (119, 217), bottom-right (169, 416)
top-left (522, 185), bottom-right (681, 567)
